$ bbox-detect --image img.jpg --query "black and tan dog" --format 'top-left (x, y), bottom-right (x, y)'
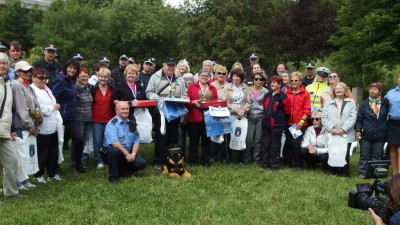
top-left (162, 145), bottom-right (191, 178)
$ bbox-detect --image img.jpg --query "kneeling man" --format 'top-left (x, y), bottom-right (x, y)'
top-left (102, 101), bottom-right (147, 183)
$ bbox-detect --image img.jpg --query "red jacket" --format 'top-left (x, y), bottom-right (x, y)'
top-left (186, 81), bottom-right (218, 122)
top-left (286, 86), bottom-right (311, 126)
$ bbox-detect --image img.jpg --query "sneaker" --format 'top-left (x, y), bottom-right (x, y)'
top-left (35, 176), bottom-right (47, 184)
top-left (48, 174), bottom-right (62, 181)
top-left (16, 181), bottom-right (27, 190)
top-left (22, 180), bottom-right (36, 188)
top-left (97, 163), bottom-right (104, 169)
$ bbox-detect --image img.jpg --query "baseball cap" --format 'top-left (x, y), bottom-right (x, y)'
top-left (164, 57), bottom-right (176, 65)
top-left (15, 61), bottom-right (34, 71)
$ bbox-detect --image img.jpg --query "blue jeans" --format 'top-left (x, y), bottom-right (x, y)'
top-left (359, 139), bottom-right (384, 176)
top-left (91, 122), bottom-right (106, 164)
top-left (71, 121), bottom-right (91, 167)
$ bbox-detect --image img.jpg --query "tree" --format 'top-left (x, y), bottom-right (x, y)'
top-left (267, 0), bottom-right (339, 70)
top-left (31, 0), bottom-right (111, 65)
top-left (331, 0), bottom-right (400, 87)
top-left (105, 0), bottom-right (180, 65)
top-left (177, 0), bottom-right (276, 71)
top-left (0, 0), bottom-right (43, 50)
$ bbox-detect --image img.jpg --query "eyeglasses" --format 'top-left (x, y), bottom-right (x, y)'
top-left (329, 75), bottom-right (338, 78)
top-left (254, 78), bottom-right (263, 81)
top-left (311, 118), bottom-right (320, 121)
top-left (217, 72), bottom-right (226, 76)
top-left (35, 76), bottom-right (48, 80)
top-left (290, 80), bottom-right (299, 83)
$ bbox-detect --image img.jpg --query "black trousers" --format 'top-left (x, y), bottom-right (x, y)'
top-left (152, 113), bottom-right (180, 165)
top-left (35, 132), bottom-right (59, 177)
top-left (261, 126), bottom-right (285, 169)
top-left (300, 148), bottom-right (329, 170)
top-left (283, 126), bottom-right (306, 168)
top-left (187, 121), bottom-right (211, 165)
top-left (64, 120), bottom-right (85, 169)
top-left (102, 146), bottom-right (147, 178)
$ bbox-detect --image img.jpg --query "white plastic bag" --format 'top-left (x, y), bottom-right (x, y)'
top-left (327, 134), bottom-right (348, 167)
top-left (56, 110), bottom-right (64, 164)
top-left (134, 108), bottom-right (153, 143)
top-left (280, 131), bottom-right (286, 157)
top-left (229, 117), bottom-right (248, 150)
top-left (211, 135), bottom-right (224, 143)
top-left (15, 131), bottom-right (39, 182)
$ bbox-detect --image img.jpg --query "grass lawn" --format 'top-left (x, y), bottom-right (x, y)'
top-left (0, 143), bottom-right (376, 225)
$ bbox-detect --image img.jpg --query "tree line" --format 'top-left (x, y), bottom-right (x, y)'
top-left (0, 0), bottom-right (399, 88)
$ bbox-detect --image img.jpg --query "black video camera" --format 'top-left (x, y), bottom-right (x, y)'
top-left (348, 160), bottom-right (390, 219)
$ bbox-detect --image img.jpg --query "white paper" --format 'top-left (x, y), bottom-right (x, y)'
top-left (209, 107), bottom-right (230, 117)
top-left (288, 124), bottom-right (303, 139)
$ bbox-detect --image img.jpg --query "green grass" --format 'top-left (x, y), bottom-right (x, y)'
top-left (0, 144), bottom-right (374, 225)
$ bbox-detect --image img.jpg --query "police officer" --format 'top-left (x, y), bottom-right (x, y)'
top-left (102, 101), bottom-right (147, 184)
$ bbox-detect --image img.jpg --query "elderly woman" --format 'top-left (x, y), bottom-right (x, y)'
top-left (245, 72), bottom-right (268, 164)
top-left (301, 112), bottom-right (329, 170)
top-left (322, 82), bottom-right (357, 177)
top-left (53, 59), bottom-right (87, 173)
top-left (284, 71), bottom-right (311, 169)
top-left (210, 65), bottom-right (229, 162)
top-left (280, 70), bottom-right (291, 93)
top-left (385, 72), bottom-right (400, 175)
top-left (0, 52), bottom-right (20, 197)
top-left (221, 68), bottom-right (251, 165)
top-left (111, 64), bottom-right (146, 105)
top-left (176, 59), bottom-right (190, 77)
top-left (90, 68), bottom-right (115, 169)
top-left (186, 69), bottom-right (218, 166)
top-left (11, 61), bottom-right (40, 189)
top-left (355, 82), bottom-right (389, 178)
top-left (321, 71), bottom-right (353, 105)
top-left (31, 68), bottom-right (61, 182)
top-left (261, 76), bottom-right (290, 170)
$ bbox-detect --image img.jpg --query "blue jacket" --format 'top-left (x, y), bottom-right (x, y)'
top-left (52, 72), bottom-right (77, 121)
top-left (355, 98), bottom-right (389, 142)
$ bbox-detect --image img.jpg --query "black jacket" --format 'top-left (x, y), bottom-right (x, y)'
top-left (355, 98), bottom-right (389, 142)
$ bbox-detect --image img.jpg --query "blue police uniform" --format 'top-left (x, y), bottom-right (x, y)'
top-left (103, 115), bottom-right (146, 179)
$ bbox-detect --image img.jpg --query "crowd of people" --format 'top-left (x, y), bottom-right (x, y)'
top-left (0, 42), bottom-right (400, 209)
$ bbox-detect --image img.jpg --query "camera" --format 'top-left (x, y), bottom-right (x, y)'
top-left (348, 160), bottom-right (390, 219)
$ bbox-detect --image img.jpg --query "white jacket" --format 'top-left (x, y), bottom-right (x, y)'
top-left (30, 84), bottom-right (58, 134)
top-left (301, 126), bottom-right (329, 155)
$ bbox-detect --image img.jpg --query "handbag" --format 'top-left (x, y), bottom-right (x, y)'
top-left (156, 97), bottom-right (188, 122)
top-left (15, 131), bottom-right (39, 182)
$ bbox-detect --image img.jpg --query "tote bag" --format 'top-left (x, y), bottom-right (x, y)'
top-left (229, 116), bottom-right (248, 151)
top-left (15, 131), bottom-right (39, 182)
top-left (204, 110), bottom-right (232, 137)
top-left (327, 134), bottom-right (348, 167)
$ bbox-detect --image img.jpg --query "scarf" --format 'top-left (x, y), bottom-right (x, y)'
top-left (22, 78), bottom-right (30, 87)
top-left (368, 96), bottom-right (381, 114)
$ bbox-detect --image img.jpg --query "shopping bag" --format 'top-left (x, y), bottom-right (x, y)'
top-left (280, 131), bottom-right (286, 157)
top-left (204, 110), bottom-right (232, 137)
top-left (134, 108), bottom-right (153, 143)
top-left (157, 97), bottom-right (188, 122)
top-left (15, 131), bottom-right (39, 182)
top-left (327, 134), bottom-right (348, 167)
top-left (229, 116), bottom-right (248, 151)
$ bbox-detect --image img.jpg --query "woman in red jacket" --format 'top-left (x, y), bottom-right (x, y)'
top-left (187, 69), bottom-right (218, 166)
top-left (284, 71), bottom-right (311, 169)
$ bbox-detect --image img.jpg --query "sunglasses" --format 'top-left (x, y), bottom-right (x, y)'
top-left (217, 72), bottom-right (226, 75)
top-left (290, 80), bottom-right (299, 83)
top-left (329, 75), bottom-right (338, 78)
top-left (250, 58), bottom-right (258, 61)
top-left (311, 118), bottom-right (320, 121)
top-left (21, 70), bottom-right (32, 74)
top-left (254, 78), bottom-right (263, 81)
top-left (306, 68), bottom-right (313, 70)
